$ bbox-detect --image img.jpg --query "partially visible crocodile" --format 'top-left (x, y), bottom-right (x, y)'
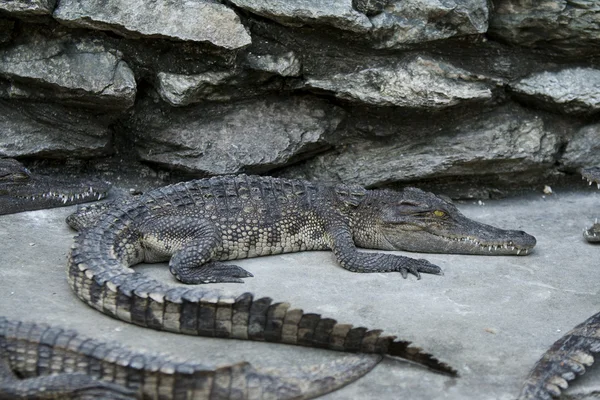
top-left (518, 167), bottom-right (600, 400)
top-left (0, 316), bottom-right (380, 399)
top-left (66, 174), bottom-right (536, 379)
top-left (582, 167), bottom-right (600, 243)
top-left (0, 158), bottom-right (110, 215)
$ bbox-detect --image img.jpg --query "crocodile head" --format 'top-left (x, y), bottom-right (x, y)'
top-left (359, 187), bottom-right (536, 256)
top-left (0, 158), bottom-right (110, 215)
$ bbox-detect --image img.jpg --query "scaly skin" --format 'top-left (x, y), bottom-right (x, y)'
top-left (518, 167), bottom-right (600, 400)
top-left (0, 158), bottom-right (110, 215)
top-left (67, 175), bottom-right (536, 378)
top-left (0, 317), bottom-right (380, 399)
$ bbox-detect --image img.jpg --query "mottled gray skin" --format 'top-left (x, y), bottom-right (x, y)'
top-left (0, 158), bottom-right (110, 215)
top-left (0, 317), bottom-right (380, 400)
top-left (518, 167), bottom-right (600, 400)
top-left (67, 174), bottom-right (536, 379)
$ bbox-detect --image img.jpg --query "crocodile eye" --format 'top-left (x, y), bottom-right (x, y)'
top-left (433, 210), bottom-right (446, 217)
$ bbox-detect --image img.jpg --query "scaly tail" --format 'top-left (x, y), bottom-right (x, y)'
top-left (518, 311), bottom-right (600, 400)
top-left (0, 317), bottom-right (381, 399)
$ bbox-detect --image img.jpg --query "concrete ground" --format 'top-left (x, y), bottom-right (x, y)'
top-left (1, 186), bottom-right (599, 399)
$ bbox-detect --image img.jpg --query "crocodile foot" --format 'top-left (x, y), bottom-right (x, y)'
top-left (170, 261), bottom-right (254, 284)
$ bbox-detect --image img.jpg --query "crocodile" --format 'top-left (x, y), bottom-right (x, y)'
top-left (66, 174), bottom-right (536, 379)
top-left (518, 167), bottom-right (600, 400)
top-left (0, 316), bottom-right (380, 399)
top-left (582, 167), bottom-right (600, 243)
top-left (0, 158), bottom-right (110, 216)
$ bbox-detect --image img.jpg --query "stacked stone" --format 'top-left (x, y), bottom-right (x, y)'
top-left (0, 0), bottom-right (598, 196)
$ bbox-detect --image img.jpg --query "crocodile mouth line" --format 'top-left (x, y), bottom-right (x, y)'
top-left (15, 187), bottom-right (106, 204)
top-left (438, 234), bottom-right (533, 255)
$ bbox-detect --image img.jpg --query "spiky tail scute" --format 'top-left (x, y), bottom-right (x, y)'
top-left (518, 311), bottom-right (600, 400)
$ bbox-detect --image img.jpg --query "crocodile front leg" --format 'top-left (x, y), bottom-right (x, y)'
top-left (326, 222), bottom-right (442, 279)
top-left (140, 216), bottom-right (253, 284)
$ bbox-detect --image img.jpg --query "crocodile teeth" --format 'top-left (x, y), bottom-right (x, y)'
top-left (517, 249), bottom-right (521, 255)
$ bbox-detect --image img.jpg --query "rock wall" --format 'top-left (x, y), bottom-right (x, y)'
top-left (0, 0), bottom-right (599, 197)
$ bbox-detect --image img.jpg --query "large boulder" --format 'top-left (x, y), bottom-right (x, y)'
top-left (54, 0), bottom-right (252, 50)
top-left (231, 0), bottom-right (488, 47)
top-left (281, 105), bottom-right (560, 187)
top-left (561, 123), bottom-right (600, 170)
top-left (306, 56), bottom-right (495, 108)
top-left (0, 28), bottom-right (136, 110)
top-left (509, 67), bottom-right (600, 115)
top-left (0, 0), bottom-right (55, 18)
top-left (128, 95), bottom-right (344, 174)
top-left (0, 100), bottom-right (111, 158)
top-left (490, 0), bottom-right (600, 54)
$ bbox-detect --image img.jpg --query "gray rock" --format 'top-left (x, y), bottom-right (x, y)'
top-left (306, 56), bottom-right (495, 108)
top-left (232, 0), bottom-right (488, 47)
top-left (510, 67), bottom-right (600, 115)
top-left (352, 0), bottom-right (387, 16)
top-left (281, 105), bottom-right (559, 187)
top-left (157, 71), bottom-right (237, 106)
top-left (490, 0), bottom-right (600, 54)
top-left (0, 0), bottom-right (55, 17)
top-left (244, 51), bottom-right (302, 76)
top-left (229, 0), bottom-right (372, 33)
top-left (0, 28), bottom-right (136, 110)
top-left (156, 69), bottom-right (291, 106)
top-left (129, 96), bottom-right (344, 174)
top-left (53, 0), bottom-right (251, 50)
top-left (562, 123), bottom-right (600, 170)
top-left (0, 100), bottom-right (111, 158)
top-left (368, 0), bottom-right (488, 47)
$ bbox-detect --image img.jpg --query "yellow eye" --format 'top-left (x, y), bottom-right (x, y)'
top-left (433, 210), bottom-right (446, 217)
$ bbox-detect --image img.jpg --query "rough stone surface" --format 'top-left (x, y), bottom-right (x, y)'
top-left (129, 95), bottom-right (344, 174)
top-left (230, 0), bottom-right (372, 33)
top-left (156, 69), bottom-right (289, 105)
top-left (231, 0), bottom-right (488, 47)
top-left (53, 0), bottom-right (252, 50)
top-left (368, 0), bottom-right (488, 47)
top-left (243, 50), bottom-right (302, 76)
top-left (0, 100), bottom-right (111, 158)
top-left (306, 56), bottom-right (495, 108)
top-left (510, 67), bottom-right (600, 115)
top-left (0, 28), bottom-right (136, 110)
top-left (0, 0), bottom-right (594, 196)
top-left (0, 0), bottom-right (55, 17)
top-left (561, 123), bottom-right (600, 170)
top-left (282, 105), bottom-right (559, 187)
top-left (157, 71), bottom-right (237, 106)
top-left (490, 0), bottom-right (600, 54)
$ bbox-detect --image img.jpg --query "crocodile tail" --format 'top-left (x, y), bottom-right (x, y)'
top-left (0, 317), bottom-right (381, 400)
top-left (67, 252), bottom-right (456, 377)
top-left (518, 311), bottom-right (600, 400)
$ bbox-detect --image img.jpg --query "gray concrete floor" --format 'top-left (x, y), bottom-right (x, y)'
top-left (1, 187), bottom-right (599, 399)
